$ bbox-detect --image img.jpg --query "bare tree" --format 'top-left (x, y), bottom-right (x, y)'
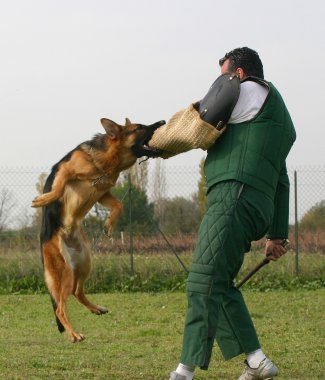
top-left (197, 158), bottom-right (207, 216)
top-left (152, 158), bottom-right (167, 218)
top-left (125, 159), bottom-right (149, 191)
top-left (32, 172), bottom-right (48, 230)
top-left (35, 172), bottom-right (47, 195)
top-left (0, 188), bottom-right (15, 231)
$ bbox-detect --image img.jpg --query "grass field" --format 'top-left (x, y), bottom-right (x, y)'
top-left (0, 290), bottom-right (324, 379)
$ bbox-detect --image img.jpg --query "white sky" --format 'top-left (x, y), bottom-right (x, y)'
top-left (1, 0), bottom-right (325, 170)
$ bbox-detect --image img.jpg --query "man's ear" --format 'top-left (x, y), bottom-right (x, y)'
top-left (235, 67), bottom-right (246, 80)
top-left (125, 118), bottom-right (132, 126)
top-left (100, 118), bottom-right (121, 138)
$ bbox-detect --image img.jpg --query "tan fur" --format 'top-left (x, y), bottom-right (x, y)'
top-left (32, 118), bottom-right (158, 342)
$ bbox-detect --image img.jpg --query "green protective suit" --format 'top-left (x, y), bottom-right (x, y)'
top-left (180, 79), bottom-right (296, 369)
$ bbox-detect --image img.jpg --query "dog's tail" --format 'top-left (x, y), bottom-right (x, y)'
top-left (41, 240), bottom-right (66, 334)
top-left (50, 296), bottom-right (65, 333)
top-left (39, 166), bottom-right (68, 333)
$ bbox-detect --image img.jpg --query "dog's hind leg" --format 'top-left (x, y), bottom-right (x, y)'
top-left (74, 277), bottom-right (109, 315)
top-left (70, 231), bottom-right (109, 315)
top-left (42, 237), bottom-right (86, 342)
top-left (98, 191), bottom-right (123, 236)
top-left (56, 265), bottom-right (86, 343)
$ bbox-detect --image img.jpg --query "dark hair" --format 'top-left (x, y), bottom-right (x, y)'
top-left (219, 47), bottom-right (264, 79)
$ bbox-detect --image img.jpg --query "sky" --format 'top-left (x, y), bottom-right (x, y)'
top-left (1, 0), bottom-right (325, 171)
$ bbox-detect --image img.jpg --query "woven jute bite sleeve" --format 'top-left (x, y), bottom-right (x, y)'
top-left (148, 103), bottom-right (226, 158)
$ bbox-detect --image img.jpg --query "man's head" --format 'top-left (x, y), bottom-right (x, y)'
top-left (219, 47), bottom-right (264, 80)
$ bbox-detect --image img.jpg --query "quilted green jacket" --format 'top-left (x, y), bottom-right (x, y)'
top-left (204, 79), bottom-right (296, 238)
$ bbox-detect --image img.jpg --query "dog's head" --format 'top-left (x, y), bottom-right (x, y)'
top-left (100, 118), bottom-right (165, 158)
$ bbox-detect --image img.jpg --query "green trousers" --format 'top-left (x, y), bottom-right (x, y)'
top-left (180, 181), bottom-right (274, 369)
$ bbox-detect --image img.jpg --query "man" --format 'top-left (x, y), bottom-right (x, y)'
top-left (170, 47), bottom-right (296, 380)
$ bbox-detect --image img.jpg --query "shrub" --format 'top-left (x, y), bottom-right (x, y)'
top-left (0, 250), bottom-right (324, 294)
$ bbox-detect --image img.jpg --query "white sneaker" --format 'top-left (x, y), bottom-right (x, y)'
top-left (238, 358), bottom-right (278, 379)
top-left (169, 371), bottom-right (187, 380)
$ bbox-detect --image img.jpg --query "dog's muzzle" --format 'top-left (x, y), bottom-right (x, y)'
top-left (131, 120), bottom-right (166, 158)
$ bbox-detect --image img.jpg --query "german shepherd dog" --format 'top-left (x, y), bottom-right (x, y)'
top-left (32, 117), bottom-right (164, 342)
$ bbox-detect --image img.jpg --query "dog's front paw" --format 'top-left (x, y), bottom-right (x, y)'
top-left (31, 196), bottom-right (42, 208)
top-left (31, 191), bottom-right (58, 208)
top-left (103, 224), bottom-right (115, 240)
top-left (31, 194), bottom-right (51, 208)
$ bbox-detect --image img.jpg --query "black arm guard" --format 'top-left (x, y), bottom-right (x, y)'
top-left (198, 74), bottom-right (240, 130)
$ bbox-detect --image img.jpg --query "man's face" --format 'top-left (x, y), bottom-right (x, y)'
top-left (220, 58), bottom-right (246, 80)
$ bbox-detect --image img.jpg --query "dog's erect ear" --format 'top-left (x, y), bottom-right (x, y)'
top-left (100, 118), bottom-right (121, 138)
top-left (125, 118), bottom-right (132, 126)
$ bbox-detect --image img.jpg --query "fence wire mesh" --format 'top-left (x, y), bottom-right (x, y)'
top-left (0, 164), bottom-right (324, 288)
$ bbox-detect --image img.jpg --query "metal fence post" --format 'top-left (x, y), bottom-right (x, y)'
top-left (294, 170), bottom-right (299, 275)
top-left (128, 174), bottom-right (134, 276)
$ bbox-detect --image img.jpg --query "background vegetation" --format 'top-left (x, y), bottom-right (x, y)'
top-left (0, 250), bottom-right (324, 295)
top-left (0, 162), bottom-right (324, 293)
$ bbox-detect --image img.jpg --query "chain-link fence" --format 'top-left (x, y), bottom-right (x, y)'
top-left (0, 164), bottom-right (324, 288)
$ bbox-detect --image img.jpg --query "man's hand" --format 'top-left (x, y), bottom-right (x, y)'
top-left (265, 239), bottom-right (289, 261)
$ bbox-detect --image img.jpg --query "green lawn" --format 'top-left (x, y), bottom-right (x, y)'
top-left (0, 290), bottom-right (324, 379)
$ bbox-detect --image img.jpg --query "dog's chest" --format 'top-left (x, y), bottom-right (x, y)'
top-left (64, 177), bottom-right (117, 207)
top-left (91, 174), bottom-right (118, 188)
